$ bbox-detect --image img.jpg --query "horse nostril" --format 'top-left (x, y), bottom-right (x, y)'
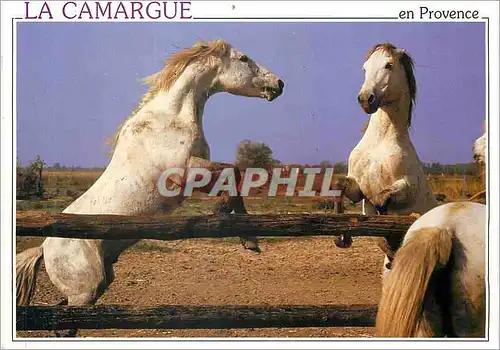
top-left (368, 94), bottom-right (375, 104)
top-left (278, 79), bottom-right (285, 90)
top-left (357, 94), bottom-right (362, 103)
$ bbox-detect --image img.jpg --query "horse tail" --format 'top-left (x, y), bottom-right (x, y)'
top-left (376, 227), bottom-right (453, 337)
top-left (16, 246), bottom-right (44, 306)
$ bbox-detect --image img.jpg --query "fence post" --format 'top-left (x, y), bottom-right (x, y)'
top-left (333, 184), bottom-right (344, 214)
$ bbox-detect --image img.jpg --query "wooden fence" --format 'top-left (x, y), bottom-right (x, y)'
top-left (16, 210), bottom-right (416, 332)
top-left (17, 304), bottom-right (379, 331)
top-left (16, 210), bottom-right (415, 240)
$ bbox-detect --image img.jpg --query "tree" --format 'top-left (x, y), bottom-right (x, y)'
top-left (319, 160), bottom-right (332, 169)
top-left (17, 155), bottom-right (46, 199)
top-left (333, 161), bottom-right (348, 174)
top-left (235, 140), bottom-right (274, 169)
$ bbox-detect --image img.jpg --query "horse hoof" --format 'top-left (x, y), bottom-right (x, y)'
top-left (245, 245), bottom-right (261, 253)
top-left (334, 235), bottom-right (353, 249)
top-left (239, 237), bottom-right (261, 253)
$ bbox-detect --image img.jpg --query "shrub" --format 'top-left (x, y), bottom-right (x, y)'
top-left (16, 156), bottom-right (46, 199)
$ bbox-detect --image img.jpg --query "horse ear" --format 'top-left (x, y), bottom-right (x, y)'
top-left (395, 48), bottom-right (406, 57)
top-left (194, 41), bottom-right (209, 49)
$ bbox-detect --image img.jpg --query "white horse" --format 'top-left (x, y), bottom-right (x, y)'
top-left (376, 125), bottom-right (488, 337)
top-left (469, 126), bottom-right (487, 202)
top-left (16, 40), bottom-right (284, 336)
top-left (473, 131), bottom-right (487, 166)
top-left (376, 201), bottom-right (486, 337)
top-left (334, 43), bottom-right (438, 273)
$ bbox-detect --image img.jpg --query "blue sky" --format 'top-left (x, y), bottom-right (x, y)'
top-left (17, 22), bottom-right (485, 167)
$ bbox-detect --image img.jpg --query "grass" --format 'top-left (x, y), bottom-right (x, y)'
top-left (426, 174), bottom-right (483, 202)
top-left (42, 170), bottom-right (102, 201)
top-left (16, 171), bottom-right (485, 252)
top-left (17, 171), bottom-right (484, 212)
top-left (19, 171), bottom-right (485, 214)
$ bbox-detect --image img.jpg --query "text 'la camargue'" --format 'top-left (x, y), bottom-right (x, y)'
top-left (24, 1), bottom-right (193, 20)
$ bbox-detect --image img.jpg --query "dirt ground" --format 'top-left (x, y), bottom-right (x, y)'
top-left (16, 235), bottom-right (384, 338)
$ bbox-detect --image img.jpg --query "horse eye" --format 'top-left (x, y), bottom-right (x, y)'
top-left (385, 63), bottom-right (393, 70)
top-left (239, 55), bottom-right (249, 63)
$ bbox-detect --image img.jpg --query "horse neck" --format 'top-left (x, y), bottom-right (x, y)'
top-left (365, 92), bottom-right (411, 141)
top-left (144, 62), bottom-right (220, 127)
top-left (70, 63), bottom-right (221, 218)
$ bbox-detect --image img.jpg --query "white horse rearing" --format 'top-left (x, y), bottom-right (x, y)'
top-left (16, 40), bottom-right (284, 336)
top-left (334, 43), bottom-right (438, 272)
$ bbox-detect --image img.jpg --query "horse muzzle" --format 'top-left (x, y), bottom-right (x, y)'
top-left (357, 92), bottom-right (379, 114)
top-left (474, 153), bottom-right (485, 166)
top-left (262, 79), bottom-right (285, 101)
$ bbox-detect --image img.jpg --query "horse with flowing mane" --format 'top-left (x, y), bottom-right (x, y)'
top-left (375, 201), bottom-right (486, 337)
top-left (334, 43), bottom-right (438, 274)
top-left (16, 39), bottom-right (284, 336)
top-left (376, 122), bottom-right (487, 338)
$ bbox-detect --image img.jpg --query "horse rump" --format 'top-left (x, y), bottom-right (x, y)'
top-left (376, 227), bottom-right (453, 337)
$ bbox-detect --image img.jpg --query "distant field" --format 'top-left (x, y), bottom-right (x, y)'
top-left (426, 174), bottom-right (484, 202)
top-left (15, 170), bottom-right (485, 213)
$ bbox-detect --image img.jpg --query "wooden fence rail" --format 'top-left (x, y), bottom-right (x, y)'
top-left (17, 304), bottom-right (378, 330)
top-left (16, 211), bottom-right (415, 241)
top-left (16, 210), bottom-right (410, 332)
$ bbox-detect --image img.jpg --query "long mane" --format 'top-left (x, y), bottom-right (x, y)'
top-left (108, 39), bottom-right (231, 150)
top-left (365, 43), bottom-right (417, 128)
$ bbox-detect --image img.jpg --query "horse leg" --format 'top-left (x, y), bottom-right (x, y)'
top-left (214, 191), bottom-right (259, 251)
top-left (186, 156), bottom-right (260, 252)
top-left (359, 198), bottom-right (401, 278)
top-left (331, 176), bottom-right (366, 248)
top-left (334, 175), bottom-right (365, 203)
top-left (377, 232), bottom-right (404, 280)
top-left (356, 179), bottom-right (411, 277)
top-left (331, 176), bottom-right (406, 273)
top-left (371, 178), bottom-right (411, 214)
top-left (358, 197), bottom-right (405, 279)
top-left (42, 238), bottom-right (112, 337)
top-left (332, 177), bottom-right (404, 272)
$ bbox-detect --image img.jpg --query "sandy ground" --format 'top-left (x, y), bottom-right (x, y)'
top-left (16, 235), bottom-right (385, 339)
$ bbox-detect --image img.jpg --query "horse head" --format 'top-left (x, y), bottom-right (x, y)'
top-left (358, 43), bottom-right (416, 128)
top-left (215, 44), bottom-right (284, 101)
top-left (473, 131), bottom-right (487, 166)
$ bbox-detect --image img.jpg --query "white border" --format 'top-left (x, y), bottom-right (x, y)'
top-left (1, 1), bottom-right (499, 349)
